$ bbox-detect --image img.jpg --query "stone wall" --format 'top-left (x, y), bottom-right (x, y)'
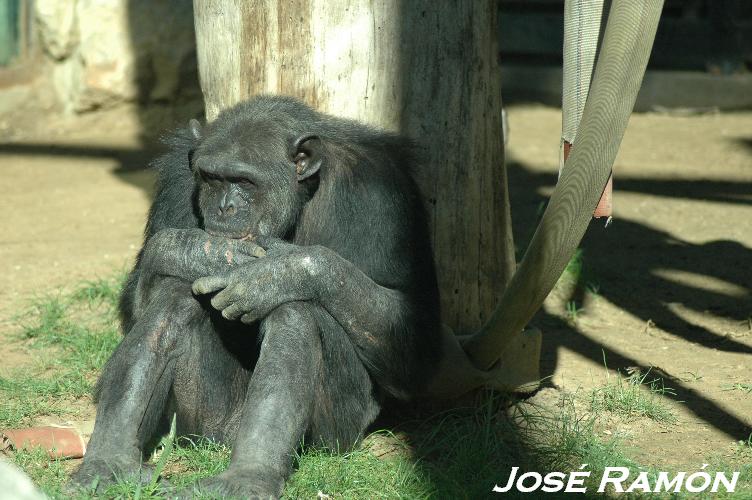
top-left (35, 0), bottom-right (198, 113)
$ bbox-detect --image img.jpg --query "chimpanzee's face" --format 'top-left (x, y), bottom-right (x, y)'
top-left (190, 119), bottom-right (322, 240)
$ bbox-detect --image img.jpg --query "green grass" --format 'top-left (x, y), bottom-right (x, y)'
top-left (560, 248), bottom-right (601, 298)
top-left (0, 276), bottom-right (123, 428)
top-left (286, 443), bottom-right (432, 499)
top-left (564, 248), bottom-right (585, 280)
top-left (722, 383), bottom-right (752, 394)
top-left (692, 438), bottom-right (752, 499)
top-left (590, 359), bottom-right (678, 425)
top-left (12, 390), bottom-right (642, 499)
top-left (2, 275), bottom-right (750, 498)
top-left (679, 371), bottom-right (704, 382)
top-left (565, 300), bottom-right (584, 324)
top-left (555, 249), bottom-right (601, 328)
top-left (285, 393), bottom-right (645, 499)
top-left (71, 276), bottom-right (124, 305)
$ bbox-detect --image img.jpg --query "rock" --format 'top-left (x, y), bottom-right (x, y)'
top-left (35, 0), bottom-right (78, 60)
top-left (35, 0), bottom-right (198, 112)
top-left (73, 0), bottom-right (139, 111)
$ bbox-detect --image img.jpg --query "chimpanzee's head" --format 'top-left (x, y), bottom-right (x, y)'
top-left (188, 113), bottom-right (322, 240)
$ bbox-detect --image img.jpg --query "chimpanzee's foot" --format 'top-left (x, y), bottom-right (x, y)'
top-left (181, 468), bottom-right (284, 499)
top-left (68, 458), bottom-right (167, 494)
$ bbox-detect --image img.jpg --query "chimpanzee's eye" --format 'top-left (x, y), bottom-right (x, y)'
top-left (230, 177), bottom-right (256, 189)
top-left (200, 170), bottom-right (222, 183)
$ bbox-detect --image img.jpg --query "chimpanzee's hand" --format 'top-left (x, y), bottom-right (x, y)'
top-left (191, 238), bottom-right (322, 324)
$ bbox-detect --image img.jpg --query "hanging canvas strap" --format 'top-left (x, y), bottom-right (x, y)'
top-left (561, 0), bottom-right (612, 221)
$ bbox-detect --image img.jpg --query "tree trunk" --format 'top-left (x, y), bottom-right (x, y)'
top-left (194, 0), bottom-right (514, 335)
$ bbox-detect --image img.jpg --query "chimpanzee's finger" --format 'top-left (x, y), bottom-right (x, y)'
top-left (192, 275), bottom-right (229, 296)
top-left (221, 303), bottom-right (244, 321)
top-left (240, 312), bottom-right (258, 324)
top-left (237, 241), bottom-right (267, 258)
top-left (210, 286), bottom-right (235, 310)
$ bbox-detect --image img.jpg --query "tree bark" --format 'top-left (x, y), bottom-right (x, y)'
top-left (194, 0), bottom-right (514, 334)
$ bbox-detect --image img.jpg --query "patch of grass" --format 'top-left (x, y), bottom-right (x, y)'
top-left (0, 276), bottom-right (649, 498)
top-left (0, 276), bottom-right (123, 428)
top-left (0, 377), bottom-right (81, 426)
top-left (566, 300), bottom-right (584, 324)
top-left (71, 274), bottom-right (125, 307)
top-left (287, 444), bottom-right (433, 499)
top-left (590, 363), bottom-right (678, 425)
top-left (163, 437), bottom-right (231, 489)
top-left (560, 248), bottom-right (600, 294)
top-left (286, 392), bottom-right (647, 499)
top-left (722, 383), bottom-right (752, 394)
top-left (407, 398), bottom-right (528, 497)
top-left (586, 282), bottom-right (601, 296)
top-left (564, 248), bottom-right (585, 281)
top-left (690, 437), bottom-right (752, 499)
top-left (679, 371), bottom-right (704, 382)
top-left (19, 284), bottom-right (121, 374)
top-left (507, 391), bottom-right (647, 495)
top-left (9, 447), bottom-right (70, 498)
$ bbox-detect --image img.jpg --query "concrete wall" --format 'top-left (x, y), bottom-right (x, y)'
top-left (34, 0), bottom-right (198, 113)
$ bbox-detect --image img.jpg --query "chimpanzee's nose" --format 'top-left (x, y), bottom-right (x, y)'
top-left (219, 194), bottom-right (237, 216)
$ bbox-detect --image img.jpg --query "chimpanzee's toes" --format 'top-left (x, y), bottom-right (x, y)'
top-left (180, 468), bottom-right (284, 499)
top-left (68, 459), bottom-right (169, 494)
top-left (69, 458), bottom-right (128, 492)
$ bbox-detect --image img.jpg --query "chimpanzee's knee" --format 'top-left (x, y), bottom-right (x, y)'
top-left (260, 302), bottom-right (379, 450)
top-left (131, 280), bottom-right (203, 358)
top-left (259, 302), bottom-right (321, 353)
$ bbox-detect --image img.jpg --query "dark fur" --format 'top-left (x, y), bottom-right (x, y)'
top-left (76, 96), bottom-right (440, 497)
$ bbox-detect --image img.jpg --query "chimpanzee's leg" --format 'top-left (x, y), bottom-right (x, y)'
top-left (193, 302), bottom-right (380, 499)
top-left (170, 313), bottom-right (256, 444)
top-left (71, 278), bottom-right (209, 489)
top-left (307, 306), bottom-right (381, 450)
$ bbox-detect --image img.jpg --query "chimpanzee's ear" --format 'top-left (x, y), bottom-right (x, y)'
top-left (188, 118), bottom-right (203, 140)
top-left (293, 134), bottom-right (323, 181)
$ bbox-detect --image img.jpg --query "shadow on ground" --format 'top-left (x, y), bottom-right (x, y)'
top-left (0, 142), bottom-right (158, 194)
top-left (507, 158), bottom-right (752, 442)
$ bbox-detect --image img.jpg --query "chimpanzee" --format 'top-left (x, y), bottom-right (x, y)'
top-left (71, 96), bottom-right (441, 498)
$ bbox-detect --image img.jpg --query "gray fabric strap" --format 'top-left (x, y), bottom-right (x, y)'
top-left (464, 0), bottom-right (664, 369)
top-left (561, 0), bottom-right (605, 168)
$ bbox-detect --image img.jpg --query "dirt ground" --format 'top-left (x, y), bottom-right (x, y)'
top-left (508, 105), bottom-right (752, 470)
top-left (1, 102), bottom-right (750, 473)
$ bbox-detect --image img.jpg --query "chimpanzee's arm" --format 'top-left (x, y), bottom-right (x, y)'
top-left (191, 239), bottom-right (430, 397)
top-left (140, 228), bottom-right (265, 281)
top-left (130, 228), bottom-right (265, 318)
